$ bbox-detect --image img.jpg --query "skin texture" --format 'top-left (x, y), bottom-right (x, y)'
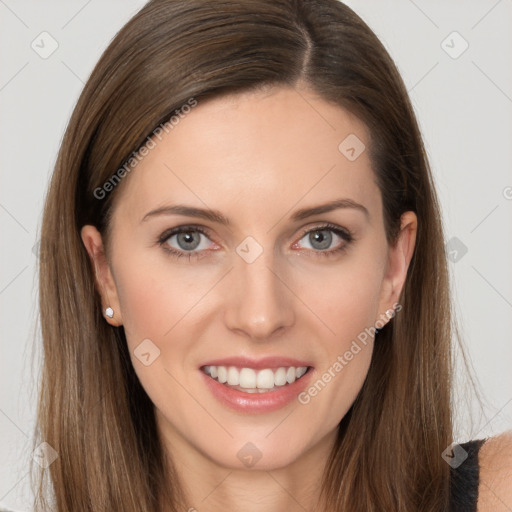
top-left (81, 86), bottom-right (418, 511)
top-left (478, 432), bottom-right (512, 511)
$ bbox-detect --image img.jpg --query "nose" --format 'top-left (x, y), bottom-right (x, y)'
top-left (223, 248), bottom-right (296, 341)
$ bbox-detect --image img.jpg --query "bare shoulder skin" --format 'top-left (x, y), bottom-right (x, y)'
top-left (478, 431), bottom-right (512, 511)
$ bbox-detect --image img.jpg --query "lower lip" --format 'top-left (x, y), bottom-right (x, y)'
top-left (200, 369), bottom-right (314, 413)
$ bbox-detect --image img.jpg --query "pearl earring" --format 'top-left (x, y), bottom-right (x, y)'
top-left (105, 307), bottom-right (114, 318)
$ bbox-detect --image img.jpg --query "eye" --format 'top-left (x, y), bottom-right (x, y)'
top-left (294, 223), bottom-right (353, 256)
top-left (158, 226), bottom-right (216, 259)
top-left (157, 223), bottom-right (354, 261)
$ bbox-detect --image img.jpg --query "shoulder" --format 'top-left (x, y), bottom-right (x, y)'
top-left (478, 430), bottom-right (512, 511)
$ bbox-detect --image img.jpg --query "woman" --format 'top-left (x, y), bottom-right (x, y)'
top-left (32, 0), bottom-right (512, 510)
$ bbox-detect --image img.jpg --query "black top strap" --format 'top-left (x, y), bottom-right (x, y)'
top-left (449, 438), bottom-right (487, 511)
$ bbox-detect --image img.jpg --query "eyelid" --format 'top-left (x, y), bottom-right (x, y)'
top-left (157, 224), bottom-right (215, 243)
top-left (295, 222), bottom-right (353, 241)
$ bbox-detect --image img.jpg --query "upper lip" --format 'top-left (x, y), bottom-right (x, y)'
top-left (200, 356), bottom-right (313, 370)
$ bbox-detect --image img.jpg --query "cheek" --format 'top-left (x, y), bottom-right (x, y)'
top-left (116, 272), bottom-right (175, 346)
top-left (293, 269), bottom-right (380, 438)
top-left (291, 251), bottom-right (384, 407)
top-left (113, 252), bottom-right (210, 344)
top-left (112, 260), bottom-right (205, 410)
top-left (294, 253), bottom-right (385, 345)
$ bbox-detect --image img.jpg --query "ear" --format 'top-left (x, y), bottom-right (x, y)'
top-left (80, 225), bottom-right (123, 326)
top-left (375, 211), bottom-right (417, 326)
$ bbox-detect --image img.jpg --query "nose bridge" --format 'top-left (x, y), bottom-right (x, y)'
top-left (225, 241), bottom-right (295, 339)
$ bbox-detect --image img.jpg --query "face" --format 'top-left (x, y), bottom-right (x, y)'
top-left (82, 86), bottom-right (416, 473)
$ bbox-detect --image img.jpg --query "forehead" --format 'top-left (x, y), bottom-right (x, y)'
top-left (113, 86), bottom-right (381, 227)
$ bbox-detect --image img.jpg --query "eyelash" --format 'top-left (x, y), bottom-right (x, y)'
top-left (157, 223), bottom-right (354, 261)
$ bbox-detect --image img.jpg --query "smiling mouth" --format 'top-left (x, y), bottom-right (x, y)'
top-left (201, 365), bottom-right (311, 393)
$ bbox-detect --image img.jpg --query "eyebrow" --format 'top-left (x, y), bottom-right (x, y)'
top-left (141, 198), bottom-right (369, 225)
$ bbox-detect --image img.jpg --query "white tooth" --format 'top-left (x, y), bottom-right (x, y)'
top-left (286, 367), bottom-right (296, 384)
top-left (274, 367), bottom-right (287, 386)
top-left (256, 369), bottom-right (275, 389)
top-left (239, 368), bottom-right (257, 388)
top-left (296, 366), bottom-right (307, 379)
top-left (203, 365), bottom-right (211, 376)
top-left (242, 387), bottom-right (259, 393)
top-left (217, 366), bottom-right (227, 383)
top-left (227, 366), bottom-right (240, 385)
top-left (210, 366), bottom-right (218, 378)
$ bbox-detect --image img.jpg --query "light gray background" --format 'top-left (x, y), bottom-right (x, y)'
top-left (1, 0), bottom-right (511, 509)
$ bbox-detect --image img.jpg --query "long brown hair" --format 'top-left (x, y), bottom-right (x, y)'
top-left (34, 0), bottom-right (456, 510)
